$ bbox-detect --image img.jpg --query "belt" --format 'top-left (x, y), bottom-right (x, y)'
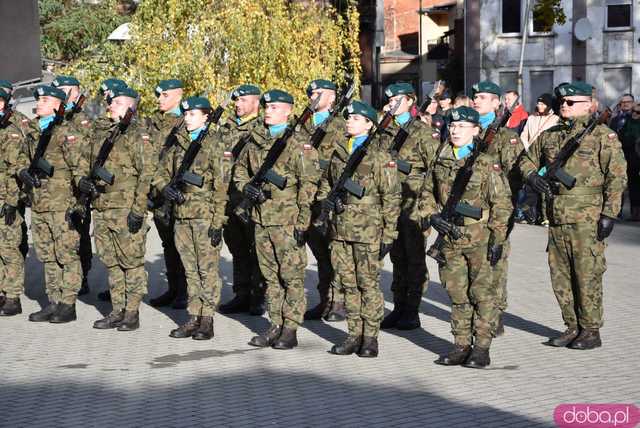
top-left (264, 186), bottom-right (297, 200)
top-left (345, 195), bottom-right (379, 205)
top-left (556, 186), bottom-right (603, 196)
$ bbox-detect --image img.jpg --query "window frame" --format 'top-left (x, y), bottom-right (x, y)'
top-left (604, 0), bottom-right (633, 31)
top-left (500, 0), bottom-right (523, 36)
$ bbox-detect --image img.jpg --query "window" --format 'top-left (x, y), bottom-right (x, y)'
top-left (529, 70), bottom-right (554, 111)
top-left (606, 0), bottom-right (632, 30)
top-left (602, 67), bottom-right (632, 108)
top-left (502, 0), bottom-right (522, 34)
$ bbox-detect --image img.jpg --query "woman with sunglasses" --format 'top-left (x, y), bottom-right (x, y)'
top-left (618, 103), bottom-right (640, 221)
top-left (521, 81), bottom-right (628, 351)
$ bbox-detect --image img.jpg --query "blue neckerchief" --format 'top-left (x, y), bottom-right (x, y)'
top-left (189, 126), bottom-right (205, 141)
top-left (65, 102), bottom-right (76, 113)
top-left (454, 142), bottom-right (475, 160)
top-left (479, 111), bottom-right (496, 130)
top-left (39, 115), bottom-right (56, 131)
top-left (313, 111), bottom-right (330, 127)
top-left (350, 134), bottom-right (368, 153)
top-left (168, 105), bottom-right (182, 117)
top-left (394, 111), bottom-right (411, 126)
top-left (0, 111), bottom-right (4, 117)
top-left (269, 123), bottom-right (288, 138)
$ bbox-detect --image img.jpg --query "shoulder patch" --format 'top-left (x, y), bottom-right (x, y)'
top-left (66, 135), bottom-right (76, 142)
top-left (509, 137), bottom-right (518, 145)
top-left (141, 134), bottom-right (150, 142)
top-left (432, 132), bottom-right (440, 139)
top-left (492, 163), bottom-right (502, 172)
top-left (386, 160), bottom-right (397, 168)
top-left (434, 121), bottom-right (442, 128)
top-left (303, 144), bottom-right (312, 151)
top-left (81, 120), bottom-right (90, 127)
top-left (21, 119), bottom-right (29, 126)
top-left (10, 133), bottom-right (20, 139)
top-left (607, 132), bottom-right (617, 140)
top-left (223, 151), bottom-right (233, 158)
top-left (546, 124), bottom-right (566, 133)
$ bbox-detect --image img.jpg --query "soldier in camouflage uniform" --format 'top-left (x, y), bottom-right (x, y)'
top-left (415, 106), bottom-right (512, 368)
top-left (0, 79), bottom-right (31, 259)
top-left (145, 79), bottom-right (188, 310)
top-left (317, 100), bottom-right (401, 358)
top-left (17, 85), bottom-right (85, 323)
top-left (298, 79), bottom-right (346, 322)
top-left (0, 88), bottom-right (25, 316)
top-left (472, 81), bottom-right (526, 336)
top-left (521, 82), bottom-right (627, 350)
top-left (217, 84), bottom-right (265, 316)
top-left (77, 87), bottom-right (153, 331)
top-left (153, 96), bottom-right (230, 340)
top-left (378, 82), bottom-right (440, 331)
top-left (51, 76), bottom-right (94, 296)
top-left (235, 89), bottom-right (321, 350)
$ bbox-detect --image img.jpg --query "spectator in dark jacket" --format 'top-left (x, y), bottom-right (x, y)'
top-left (619, 103), bottom-right (640, 221)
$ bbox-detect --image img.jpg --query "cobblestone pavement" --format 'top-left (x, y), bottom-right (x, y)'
top-left (1, 212), bottom-right (638, 428)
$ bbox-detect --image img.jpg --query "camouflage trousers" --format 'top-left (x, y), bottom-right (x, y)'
top-left (440, 241), bottom-right (499, 348)
top-left (154, 215), bottom-right (187, 292)
top-left (492, 239), bottom-right (511, 312)
top-left (175, 218), bottom-right (222, 317)
top-left (254, 224), bottom-right (306, 329)
top-left (0, 218), bottom-right (25, 298)
top-left (31, 211), bottom-right (82, 305)
top-left (223, 210), bottom-right (263, 299)
top-left (548, 223), bottom-right (606, 330)
top-left (94, 209), bottom-right (148, 312)
top-left (330, 240), bottom-right (383, 338)
top-left (390, 214), bottom-right (428, 310)
top-left (307, 202), bottom-right (343, 304)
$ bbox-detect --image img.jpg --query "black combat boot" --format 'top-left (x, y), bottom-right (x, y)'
top-left (495, 313), bottom-right (505, 337)
top-left (546, 327), bottom-right (579, 347)
top-left (357, 336), bottom-right (379, 358)
top-left (116, 310), bottom-right (140, 331)
top-left (569, 329), bottom-right (601, 350)
top-left (249, 289), bottom-right (265, 316)
top-left (169, 316), bottom-right (200, 338)
top-left (97, 290), bottom-right (111, 302)
top-left (193, 316), bottom-right (214, 340)
top-left (93, 310), bottom-right (125, 329)
top-left (249, 324), bottom-right (282, 347)
top-left (78, 278), bottom-right (90, 296)
top-left (434, 345), bottom-right (472, 366)
top-left (381, 300), bottom-right (404, 330)
top-left (219, 294), bottom-right (250, 314)
top-left (304, 297), bottom-right (329, 320)
top-left (330, 335), bottom-right (362, 355)
top-left (0, 298), bottom-right (22, 316)
top-left (0, 293), bottom-right (6, 308)
top-left (324, 302), bottom-right (346, 322)
top-left (396, 306), bottom-right (421, 330)
top-left (462, 346), bottom-right (491, 369)
top-left (29, 302), bottom-right (59, 322)
top-left (272, 327), bottom-right (298, 350)
top-left (49, 303), bottom-right (77, 323)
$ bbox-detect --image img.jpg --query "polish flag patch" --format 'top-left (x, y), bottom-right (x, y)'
top-left (81, 120), bottom-right (90, 127)
top-left (432, 132), bottom-right (440, 139)
top-left (387, 160), bottom-right (397, 168)
top-left (223, 151), bottom-right (233, 158)
top-left (10, 133), bottom-right (19, 138)
top-left (510, 138), bottom-right (518, 145)
top-left (493, 163), bottom-right (502, 172)
top-left (303, 144), bottom-right (312, 151)
top-left (608, 133), bottom-right (617, 140)
top-left (66, 135), bottom-right (76, 142)
top-left (142, 135), bottom-right (150, 142)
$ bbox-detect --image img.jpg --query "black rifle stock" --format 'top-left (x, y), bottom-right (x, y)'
top-left (235, 96), bottom-right (321, 224)
top-left (26, 101), bottom-right (66, 187)
top-left (312, 103), bottom-right (400, 232)
top-left (426, 99), bottom-right (517, 265)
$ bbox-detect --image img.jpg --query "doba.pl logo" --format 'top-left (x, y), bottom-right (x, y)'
top-left (554, 404), bottom-right (640, 428)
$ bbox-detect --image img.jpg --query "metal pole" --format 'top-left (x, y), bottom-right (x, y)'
top-left (517, 0), bottom-right (531, 103)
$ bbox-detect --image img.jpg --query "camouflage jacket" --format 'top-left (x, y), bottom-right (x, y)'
top-left (520, 116), bottom-right (627, 224)
top-left (78, 118), bottom-right (155, 217)
top-left (18, 117), bottom-right (85, 213)
top-left (152, 129), bottom-right (230, 229)
top-left (0, 117), bottom-right (25, 207)
top-left (416, 141), bottom-right (513, 248)
top-left (234, 123), bottom-right (321, 229)
top-left (316, 135), bottom-right (401, 245)
top-left (298, 114), bottom-right (347, 172)
top-left (379, 118), bottom-right (441, 215)
top-left (481, 126), bottom-right (526, 200)
top-left (145, 111), bottom-right (183, 163)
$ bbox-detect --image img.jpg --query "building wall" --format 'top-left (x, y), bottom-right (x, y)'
top-left (472, 0), bottom-right (640, 110)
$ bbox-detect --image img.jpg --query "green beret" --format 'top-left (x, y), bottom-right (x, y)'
top-left (449, 106), bottom-right (480, 124)
top-left (51, 75), bottom-right (80, 88)
top-left (555, 81), bottom-right (593, 97)
top-left (100, 78), bottom-right (128, 95)
top-left (384, 82), bottom-right (415, 99)
top-left (0, 88), bottom-right (10, 102)
top-left (33, 85), bottom-right (67, 102)
top-left (306, 79), bottom-right (337, 96)
top-left (345, 100), bottom-right (378, 123)
top-left (180, 96), bottom-right (211, 112)
top-left (261, 89), bottom-right (294, 106)
top-left (472, 81), bottom-right (502, 97)
top-left (107, 87), bottom-right (138, 104)
top-left (231, 84), bottom-right (261, 100)
top-left (155, 79), bottom-right (183, 96)
top-left (0, 80), bottom-right (13, 91)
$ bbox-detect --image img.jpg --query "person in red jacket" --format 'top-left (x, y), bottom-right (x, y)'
top-left (504, 90), bottom-right (529, 134)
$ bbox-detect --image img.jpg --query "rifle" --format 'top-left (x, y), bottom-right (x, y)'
top-left (426, 98), bottom-right (518, 265)
top-left (78, 108), bottom-right (134, 206)
top-left (65, 93), bottom-right (86, 121)
top-left (312, 102), bottom-right (400, 232)
top-left (537, 109), bottom-right (612, 195)
top-left (310, 77), bottom-right (356, 170)
top-left (26, 101), bottom-right (67, 187)
top-left (389, 80), bottom-right (443, 175)
top-left (157, 99), bottom-right (228, 225)
top-left (235, 96), bottom-right (321, 224)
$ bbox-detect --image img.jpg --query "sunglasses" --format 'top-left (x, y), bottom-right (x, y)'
top-left (560, 99), bottom-right (591, 107)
